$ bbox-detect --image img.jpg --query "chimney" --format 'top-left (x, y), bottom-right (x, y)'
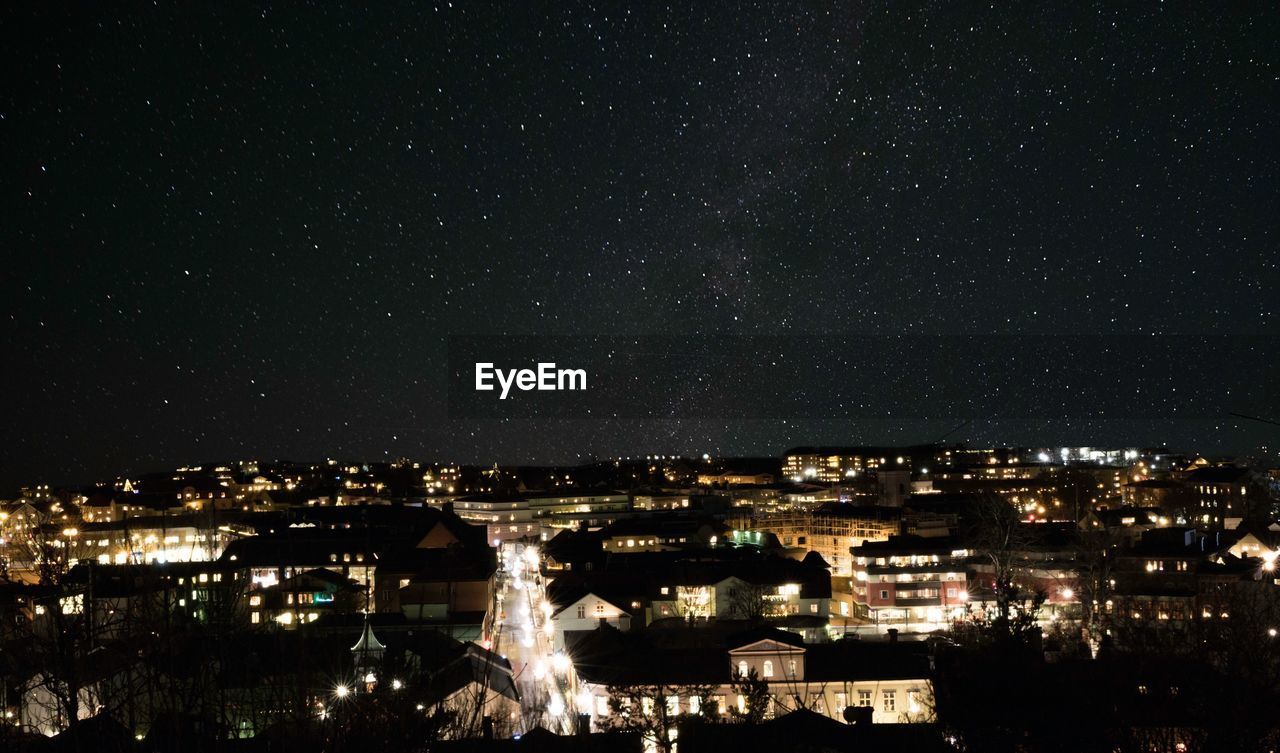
top-left (887, 628), bottom-right (898, 643)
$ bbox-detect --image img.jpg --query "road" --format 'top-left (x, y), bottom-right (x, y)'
top-left (490, 541), bottom-right (582, 735)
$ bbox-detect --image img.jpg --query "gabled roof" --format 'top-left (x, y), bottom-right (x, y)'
top-left (727, 627), bottom-right (806, 652)
top-left (424, 643), bottom-right (520, 705)
top-left (549, 589), bottom-right (631, 618)
top-left (1227, 521), bottom-right (1280, 548)
top-left (1186, 466), bottom-right (1251, 483)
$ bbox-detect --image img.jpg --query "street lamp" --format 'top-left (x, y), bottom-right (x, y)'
top-left (334, 684), bottom-right (350, 699)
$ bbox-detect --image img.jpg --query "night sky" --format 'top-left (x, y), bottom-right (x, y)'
top-left (3, 3), bottom-right (1278, 492)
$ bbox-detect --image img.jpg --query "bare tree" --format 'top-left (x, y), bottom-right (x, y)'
top-left (1193, 580), bottom-right (1280, 751)
top-left (600, 683), bottom-right (717, 753)
top-left (10, 522), bottom-right (119, 734)
top-left (674, 587), bottom-right (711, 622)
top-left (1074, 525), bottom-right (1121, 654)
top-left (964, 494), bottom-right (1044, 644)
top-left (726, 582), bottom-right (776, 623)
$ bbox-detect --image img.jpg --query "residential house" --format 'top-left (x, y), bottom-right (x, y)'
top-left (573, 626), bottom-right (935, 730)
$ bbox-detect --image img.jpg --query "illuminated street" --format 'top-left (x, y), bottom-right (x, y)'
top-left (491, 541), bottom-right (581, 735)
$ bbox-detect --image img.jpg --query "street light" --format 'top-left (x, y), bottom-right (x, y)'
top-left (334, 684), bottom-right (350, 699)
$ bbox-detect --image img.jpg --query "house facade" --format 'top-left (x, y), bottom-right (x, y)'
top-left (548, 591), bottom-right (633, 650)
top-left (575, 629), bottom-right (935, 731)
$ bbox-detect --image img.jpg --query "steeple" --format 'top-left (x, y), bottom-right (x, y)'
top-left (351, 617), bottom-right (385, 665)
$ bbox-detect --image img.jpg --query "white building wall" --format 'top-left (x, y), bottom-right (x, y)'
top-left (550, 593), bottom-right (631, 650)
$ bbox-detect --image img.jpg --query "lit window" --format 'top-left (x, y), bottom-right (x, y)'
top-left (883, 690), bottom-right (896, 712)
top-left (738, 660), bottom-right (749, 678)
top-left (762, 660), bottom-right (774, 678)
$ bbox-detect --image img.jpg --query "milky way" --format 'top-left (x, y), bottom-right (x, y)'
top-left (3, 3), bottom-right (1278, 490)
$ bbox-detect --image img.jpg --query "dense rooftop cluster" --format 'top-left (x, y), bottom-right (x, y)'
top-left (1, 444), bottom-right (1279, 751)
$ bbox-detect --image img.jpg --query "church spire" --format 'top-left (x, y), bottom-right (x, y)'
top-left (351, 617), bottom-right (385, 663)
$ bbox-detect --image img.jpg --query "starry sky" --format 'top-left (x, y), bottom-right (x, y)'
top-left (3, 3), bottom-right (1278, 492)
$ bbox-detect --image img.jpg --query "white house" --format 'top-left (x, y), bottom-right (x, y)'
top-left (548, 591), bottom-right (632, 650)
top-left (1226, 528), bottom-right (1280, 564)
top-left (574, 627), bottom-right (934, 729)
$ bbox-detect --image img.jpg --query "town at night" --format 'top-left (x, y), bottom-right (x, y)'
top-left (4, 2), bottom-right (1279, 752)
